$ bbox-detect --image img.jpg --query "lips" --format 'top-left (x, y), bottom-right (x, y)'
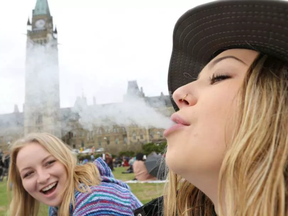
top-left (171, 113), bottom-right (190, 126)
top-left (40, 182), bottom-right (58, 193)
top-left (163, 113), bottom-right (190, 137)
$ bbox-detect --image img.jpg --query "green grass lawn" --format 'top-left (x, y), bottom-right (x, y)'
top-left (0, 167), bottom-right (164, 216)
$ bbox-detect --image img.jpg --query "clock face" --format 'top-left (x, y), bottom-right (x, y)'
top-left (35, 19), bottom-right (46, 28)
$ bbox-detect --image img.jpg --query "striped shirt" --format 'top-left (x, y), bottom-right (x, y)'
top-left (49, 157), bottom-right (142, 215)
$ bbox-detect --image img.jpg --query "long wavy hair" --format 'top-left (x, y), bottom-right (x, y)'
top-left (7, 133), bottom-right (101, 216)
top-left (163, 53), bottom-right (288, 216)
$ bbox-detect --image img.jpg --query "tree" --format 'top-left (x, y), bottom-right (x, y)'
top-left (142, 142), bottom-right (167, 155)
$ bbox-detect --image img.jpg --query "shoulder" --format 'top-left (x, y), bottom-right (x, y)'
top-left (48, 206), bottom-right (57, 216)
top-left (133, 160), bottom-right (144, 166)
top-left (134, 196), bottom-right (163, 216)
top-left (72, 184), bottom-right (142, 216)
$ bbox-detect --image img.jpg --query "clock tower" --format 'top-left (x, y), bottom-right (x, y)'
top-left (24, 0), bottom-right (61, 137)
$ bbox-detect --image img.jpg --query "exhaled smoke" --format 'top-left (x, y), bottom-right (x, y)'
top-left (72, 96), bottom-right (174, 131)
top-left (1, 40), bottom-right (174, 139)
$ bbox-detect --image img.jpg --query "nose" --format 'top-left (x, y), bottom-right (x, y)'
top-left (37, 169), bottom-right (50, 184)
top-left (172, 83), bottom-right (197, 109)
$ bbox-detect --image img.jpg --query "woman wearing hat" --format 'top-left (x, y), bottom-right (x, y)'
top-left (134, 0), bottom-right (288, 216)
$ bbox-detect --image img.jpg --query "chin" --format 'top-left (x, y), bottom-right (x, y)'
top-left (165, 150), bottom-right (178, 172)
top-left (46, 200), bottom-right (61, 207)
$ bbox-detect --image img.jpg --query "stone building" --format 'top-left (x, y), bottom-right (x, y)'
top-left (0, 0), bottom-right (174, 154)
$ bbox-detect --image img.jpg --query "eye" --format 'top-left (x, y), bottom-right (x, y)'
top-left (46, 160), bottom-right (56, 166)
top-left (209, 73), bottom-right (230, 84)
top-left (23, 171), bottom-right (33, 179)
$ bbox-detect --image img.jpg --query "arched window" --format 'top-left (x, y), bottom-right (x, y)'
top-left (132, 131), bottom-right (136, 140)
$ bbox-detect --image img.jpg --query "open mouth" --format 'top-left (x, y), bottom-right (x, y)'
top-left (40, 182), bottom-right (58, 195)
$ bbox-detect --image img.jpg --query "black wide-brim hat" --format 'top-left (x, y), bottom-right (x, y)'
top-left (168, 0), bottom-right (288, 111)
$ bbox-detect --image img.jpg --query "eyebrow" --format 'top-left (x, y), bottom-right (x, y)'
top-left (209, 55), bottom-right (247, 68)
top-left (197, 55), bottom-right (247, 80)
top-left (20, 155), bottom-right (52, 173)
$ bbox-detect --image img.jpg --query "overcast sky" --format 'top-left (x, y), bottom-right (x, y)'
top-left (0, 0), bottom-right (211, 114)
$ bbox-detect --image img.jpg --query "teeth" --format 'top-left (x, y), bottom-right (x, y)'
top-left (42, 182), bottom-right (57, 192)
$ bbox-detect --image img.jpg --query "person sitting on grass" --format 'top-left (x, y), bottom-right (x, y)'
top-left (133, 153), bottom-right (157, 181)
top-left (7, 132), bottom-right (142, 216)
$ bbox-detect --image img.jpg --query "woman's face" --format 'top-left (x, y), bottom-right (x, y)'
top-left (16, 142), bottom-right (67, 207)
top-left (165, 49), bottom-right (258, 184)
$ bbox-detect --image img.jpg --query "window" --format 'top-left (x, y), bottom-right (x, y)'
top-left (98, 139), bottom-right (102, 146)
top-left (87, 133), bottom-right (90, 141)
top-left (98, 129), bottom-right (103, 135)
top-left (36, 114), bottom-right (42, 125)
top-left (132, 131), bottom-right (136, 140)
top-left (149, 130), bottom-right (154, 139)
top-left (87, 131), bottom-right (93, 141)
top-left (123, 136), bottom-right (127, 144)
top-left (91, 131), bottom-right (94, 140)
top-left (115, 138), bottom-right (119, 144)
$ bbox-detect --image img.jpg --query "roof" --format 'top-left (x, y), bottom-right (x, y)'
top-left (33, 0), bottom-right (50, 16)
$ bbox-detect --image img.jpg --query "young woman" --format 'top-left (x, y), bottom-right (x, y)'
top-left (7, 133), bottom-right (142, 216)
top-left (135, 0), bottom-right (288, 216)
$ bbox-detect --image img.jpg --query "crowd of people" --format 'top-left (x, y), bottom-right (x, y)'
top-left (0, 151), bottom-right (9, 181)
top-left (4, 0), bottom-right (288, 215)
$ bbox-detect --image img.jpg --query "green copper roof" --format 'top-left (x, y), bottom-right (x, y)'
top-left (33, 0), bottom-right (50, 16)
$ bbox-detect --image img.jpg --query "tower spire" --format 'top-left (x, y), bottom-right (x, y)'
top-left (14, 104), bottom-right (19, 113)
top-left (27, 17), bottom-right (31, 25)
top-left (33, 0), bottom-right (50, 16)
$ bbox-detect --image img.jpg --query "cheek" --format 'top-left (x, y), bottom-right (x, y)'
top-left (22, 180), bottom-right (35, 194)
top-left (198, 101), bottom-right (237, 150)
top-left (57, 165), bottom-right (68, 180)
top-left (166, 105), bottom-right (234, 175)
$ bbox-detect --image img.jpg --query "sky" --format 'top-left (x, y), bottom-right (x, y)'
top-left (0, 0), bottom-right (211, 114)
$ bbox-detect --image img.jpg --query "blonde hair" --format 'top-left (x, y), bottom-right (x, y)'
top-left (164, 54), bottom-right (288, 216)
top-left (7, 133), bottom-right (101, 216)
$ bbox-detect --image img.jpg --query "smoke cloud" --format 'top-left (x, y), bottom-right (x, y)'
top-left (0, 41), bottom-right (174, 138)
top-left (73, 97), bottom-right (174, 131)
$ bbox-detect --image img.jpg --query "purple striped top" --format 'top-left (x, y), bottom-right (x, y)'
top-left (49, 157), bottom-right (142, 215)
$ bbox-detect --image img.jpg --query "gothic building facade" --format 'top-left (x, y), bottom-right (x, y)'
top-left (0, 0), bottom-right (173, 154)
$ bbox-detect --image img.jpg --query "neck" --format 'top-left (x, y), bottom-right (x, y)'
top-left (185, 172), bottom-right (220, 214)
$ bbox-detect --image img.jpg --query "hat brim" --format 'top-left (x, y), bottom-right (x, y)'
top-left (168, 0), bottom-right (288, 111)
